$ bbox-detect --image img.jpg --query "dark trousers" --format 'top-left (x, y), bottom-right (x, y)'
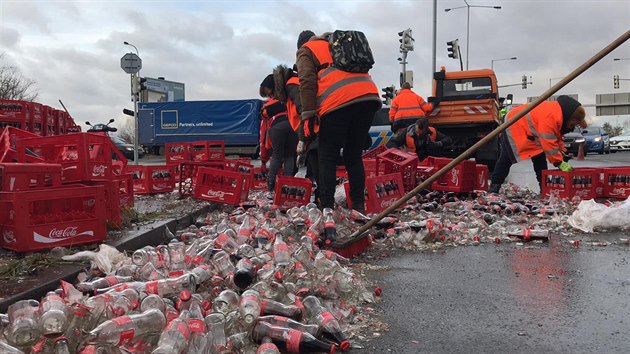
top-left (268, 120), bottom-right (298, 190)
top-left (318, 102), bottom-right (378, 211)
top-left (491, 135), bottom-right (548, 191)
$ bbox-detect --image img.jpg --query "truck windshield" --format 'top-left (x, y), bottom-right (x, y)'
top-left (442, 77), bottom-right (493, 99)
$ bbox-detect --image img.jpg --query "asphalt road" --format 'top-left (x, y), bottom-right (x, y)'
top-left (360, 152), bottom-right (630, 354)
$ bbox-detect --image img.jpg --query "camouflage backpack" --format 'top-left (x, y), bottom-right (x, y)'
top-left (328, 30), bottom-right (375, 73)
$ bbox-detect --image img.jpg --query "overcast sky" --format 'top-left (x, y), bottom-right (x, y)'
top-left (1, 0), bottom-right (629, 130)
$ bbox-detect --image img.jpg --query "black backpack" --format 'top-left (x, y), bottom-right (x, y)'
top-left (328, 30), bottom-right (374, 73)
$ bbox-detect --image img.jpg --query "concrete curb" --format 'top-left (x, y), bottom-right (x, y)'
top-left (0, 204), bottom-right (214, 313)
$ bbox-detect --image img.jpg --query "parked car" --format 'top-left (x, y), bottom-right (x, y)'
top-left (581, 125), bottom-right (610, 154)
top-left (111, 135), bottom-right (145, 160)
top-left (562, 129), bottom-right (586, 156)
top-left (610, 132), bottom-right (630, 152)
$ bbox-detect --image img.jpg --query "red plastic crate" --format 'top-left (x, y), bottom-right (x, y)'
top-left (344, 173), bottom-right (404, 214)
top-left (178, 161), bottom-right (226, 196)
top-left (376, 148), bottom-right (418, 192)
top-left (28, 102), bottom-right (44, 136)
top-left (42, 105), bottom-right (56, 137)
top-left (84, 179), bottom-right (122, 228)
top-left (363, 158), bottom-right (387, 178)
top-left (362, 145), bottom-right (388, 159)
top-left (273, 176), bottom-right (312, 209)
top-left (602, 167), bottom-right (630, 199)
top-left (474, 164), bottom-right (489, 191)
top-left (0, 127), bottom-right (42, 163)
top-left (0, 184), bottom-right (107, 252)
top-left (114, 173), bottom-right (134, 208)
top-left (16, 133), bottom-right (114, 183)
top-left (190, 141), bottom-right (225, 161)
top-left (415, 166), bottom-right (436, 186)
top-left (336, 166), bottom-right (348, 180)
top-left (430, 157), bottom-right (476, 193)
top-left (193, 167), bottom-right (250, 205)
top-left (251, 167), bottom-right (269, 190)
top-left (0, 100), bottom-right (30, 131)
top-left (127, 165), bottom-right (176, 194)
top-left (542, 168), bottom-right (597, 200)
top-left (54, 110), bottom-right (67, 135)
top-left (0, 163), bottom-right (62, 192)
top-left (166, 142), bottom-right (191, 164)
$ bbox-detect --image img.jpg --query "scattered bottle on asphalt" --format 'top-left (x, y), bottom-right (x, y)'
top-left (252, 321), bottom-right (336, 354)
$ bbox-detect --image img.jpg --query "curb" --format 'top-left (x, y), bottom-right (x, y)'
top-left (0, 204), bottom-right (214, 313)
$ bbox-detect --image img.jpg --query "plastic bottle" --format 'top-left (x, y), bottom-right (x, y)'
top-left (212, 289), bottom-right (240, 314)
top-left (259, 299), bottom-right (302, 320)
top-left (238, 289), bottom-right (261, 326)
top-left (205, 312), bottom-right (228, 353)
top-left (234, 257), bottom-right (256, 290)
top-left (39, 291), bottom-right (70, 337)
top-left (76, 276), bottom-right (133, 294)
top-left (152, 310), bottom-right (190, 354)
top-left (258, 315), bottom-right (320, 336)
top-left (144, 274), bottom-right (197, 297)
top-left (185, 301), bottom-right (207, 354)
top-left (251, 321), bottom-right (335, 354)
top-left (302, 295), bottom-right (349, 351)
top-left (256, 336), bottom-right (281, 354)
top-left (87, 309), bottom-right (165, 347)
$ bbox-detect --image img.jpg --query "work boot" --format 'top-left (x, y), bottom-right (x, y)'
top-left (488, 183), bottom-right (501, 194)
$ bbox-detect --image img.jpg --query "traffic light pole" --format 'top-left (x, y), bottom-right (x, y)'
top-left (132, 73), bottom-right (139, 164)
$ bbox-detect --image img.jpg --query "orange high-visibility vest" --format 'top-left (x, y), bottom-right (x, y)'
top-left (390, 89), bottom-right (433, 132)
top-left (503, 101), bottom-right (564, 165)
top-left (260, 98), bottom-right (287, 150)
top-left (285, 76), bottom-right (301, 132)
top-left (303, 40), bottom-right (379, 118)
top-left (405, 126), bottom-right (437, 151)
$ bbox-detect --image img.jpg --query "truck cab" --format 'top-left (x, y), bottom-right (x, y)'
top-left (428, 68), bottom-right (501, 170)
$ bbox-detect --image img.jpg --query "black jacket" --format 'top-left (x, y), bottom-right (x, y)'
top-left (386, 125), bottom-right (452, 161)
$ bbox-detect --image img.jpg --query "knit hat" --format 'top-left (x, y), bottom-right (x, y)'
top-left (557, 95), bottom-right (581, 122)
top-left (297, 30), bottom-right (315, 49)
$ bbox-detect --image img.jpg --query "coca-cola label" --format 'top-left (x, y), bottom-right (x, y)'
top-left (380, 197), bottom-right (397, 209)
top-left (478, 173), bottom-right (487, 188)
top-left (320, 311), bottom-right (337, 325)
top-left (574, 189), bottom-right (590, 198)
top-left (92, 165), bottom-right (107, 177)
top-left (34, 227), bottom-right (95, 244)
top-left (145, 281), bottom-right (158, 294)
top-left (201, 189), bottom-right (234, 200)
top-left (3, 229), bottom-right (16, 244)
top-left (609, 187), bottom-right (629, 196)
top-left (450, 169), bottom-right (460, 186)
top-left (286, 328), bottom-right (303, 353)
top-left (151, 183), bottom-right (168, 190)
top-left (105, 276), bottom-right (119, 286)
top-left (112, 316), bottom-right (134, 346)
top-left (188, 318), bottom-right (205, 333)
top-left (165, 320), bottom-right (190, 340)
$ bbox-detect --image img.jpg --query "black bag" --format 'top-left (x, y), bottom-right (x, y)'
top-left (328, 30), bottom-right (374, 73)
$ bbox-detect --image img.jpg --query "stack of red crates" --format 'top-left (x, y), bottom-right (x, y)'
top-left (541, 168), bottom-right (598, 200)
top-left (126, 165), bottom-right (176, 195)
top-left (0, 127), bottom-right (42, 163)
top-left (193, 166), bottom-right (250, 205)
top-left (376, 148), bottom-right (418, 192)
top-left (273, 176), bottom-right (312, 209)
top-left (190, 141), bottom-right (225, 161)
top-left (0, 163), bottom-right (107, 252)
top-left (362, 145), bottom-right (387, 178)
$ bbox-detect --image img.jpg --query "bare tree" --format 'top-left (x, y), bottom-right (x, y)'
top-left (0, 53), bottom-right (38, 101)
top-left (117, 117), bottom-right (135, 143)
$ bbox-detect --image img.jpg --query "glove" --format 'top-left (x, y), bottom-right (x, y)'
top-left (558, 161), bottom-right (573, 172)
top-left (298, 110), bottom-right (319, 141)
top-left (561, 151), bottom-right (572, 162)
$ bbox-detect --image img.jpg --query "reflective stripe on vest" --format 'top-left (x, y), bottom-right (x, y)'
top-left (304, 40), bottom-right (378, 116)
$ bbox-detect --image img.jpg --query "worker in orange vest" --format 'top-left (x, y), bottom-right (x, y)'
top-left (389, 82), bottom-right (437, 134)
top-left (295, 30), bottom-right (381, 212)
top-left (386, 117), bottom-right (452, 162)
top-left (489, 95), bottom-right (587, 194)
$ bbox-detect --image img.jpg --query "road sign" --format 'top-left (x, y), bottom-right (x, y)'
top-left (120, 53), bottom-right (142, 74)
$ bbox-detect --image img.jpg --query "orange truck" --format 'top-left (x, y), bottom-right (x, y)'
top-left (427, 68), bottom-right (501, 170)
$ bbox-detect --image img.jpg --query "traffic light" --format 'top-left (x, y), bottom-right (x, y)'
top-left (381, 85), bottom-right (395, 105)
top-left (447, 39), bottom-right (459, 59)
top-left (398, 29), bottom-right (414, 51)
top-left (133, 76), bottom-right (147, 94)
top-left (521, 75), bottom-right (528, 89)
top-left (614, 74), bottom-right (620, 89)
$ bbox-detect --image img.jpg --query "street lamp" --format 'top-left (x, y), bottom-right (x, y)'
top-left (444, 1), bottom-right (501, 70)
top-left (613, 58), bottom-right (630, 61)
top-left (491, 56), bottom-right (517, 70)
top-left (124, 41), bottom-right (141, 164)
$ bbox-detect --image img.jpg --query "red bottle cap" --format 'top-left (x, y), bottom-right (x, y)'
top-left (180, 290), bottom-right (192, 301)
top-left (339, 340), bottom-right (351, 351)
top-left (274, 271), bottom-right (283, 281)
top-left (374, 287), bottom-right (382, 296)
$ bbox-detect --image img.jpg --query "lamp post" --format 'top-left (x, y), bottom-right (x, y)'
top-left (491, 56), bottom-right (517, 70)
top-left (445, 1), bottom-right (501, 71)
top-left (613, 58), bottom-right (630, 61)
top-left (124, 41), bottom-right (141, 164)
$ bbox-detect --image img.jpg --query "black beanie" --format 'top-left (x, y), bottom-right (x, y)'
top-left (260, 74), bottom-right (274, 90)
top-left (557, 95), bottom-right (581, 122)
top-left (297, 30), bottom-right (315, 49)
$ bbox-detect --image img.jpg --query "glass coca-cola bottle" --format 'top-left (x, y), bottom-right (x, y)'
top-left (86, 309), bottom-right (166, 347)
top-left (303, 295), bottom-right (350, 350)
top-left (252, 321), bottom-right (335, 354)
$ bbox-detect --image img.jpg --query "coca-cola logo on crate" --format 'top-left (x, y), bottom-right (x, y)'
top-left (2, 230), bottom-right (16, 244)
top-left (609, 188), bottom-right (629, 196)
top-left (201, 189), bottom-right (234, 200)
top-left (574, 189), bottom-right (590, 198)
top-left (34, 226), bottom-right (94, 244)
top-left (92, 165), bottom-right (107, 176)
top-left (380, 198), bottom-right (396, 209)
top-left (451, 169), bottom-right (460, 185)
top-left (152, 184), bottom-right (169, 190)
top-left (281, 200), bottom-right (304, 208)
